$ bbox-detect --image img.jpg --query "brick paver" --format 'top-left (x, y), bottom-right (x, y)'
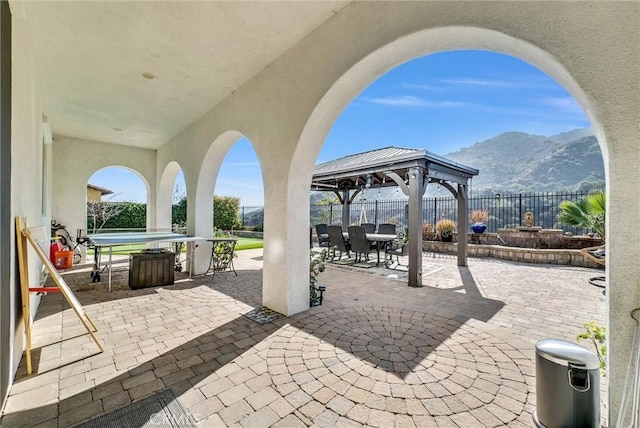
top-left (0, 249), bottom-right (605, 427)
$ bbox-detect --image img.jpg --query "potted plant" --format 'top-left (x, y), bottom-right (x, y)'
top-left (310, 249), bottom-right (330, 306)
top-left (470, 209), bottom-right (489, 234)
top-left (435, 219), bottom-right (456, 242)
top-left (422, 223), bottom-right (435, 240)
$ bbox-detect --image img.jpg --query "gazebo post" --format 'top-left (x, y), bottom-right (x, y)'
top-left (408, 166), bottom-right (423, 287)
top-left (341, 188), bottom-right (350, 228)
top-left (457, 183), bottom-right (468, 266)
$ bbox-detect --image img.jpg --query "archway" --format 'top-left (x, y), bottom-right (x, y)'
top-left (293, 24), bottom-right (610, 415)
top-left (86, 166), bottom-right (150, 233)
top-left (191, 131), bottom-right (264, 274)
top-left (310, 49), bottom-right (600, 287)
top-left (157, 161), bottom-right (185, 232)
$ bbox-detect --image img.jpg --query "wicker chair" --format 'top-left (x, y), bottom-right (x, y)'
top-left (377, 223), bottom-right (396, 235)
top-left (580, 245), bottom-right (605, 289)
top-left (327, 225), bottom-right (350, 260)
top-left (361, 223), bottom-right (376, 234)
top-left (385, 239), bottom-right (409, 268)
top-left (315, 223), bottom-right (330, 247)
top-left (348, 226), bottom-right (372, 263)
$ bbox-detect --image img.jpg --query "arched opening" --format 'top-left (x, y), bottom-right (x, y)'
top-left (158, 161), bottom-right (186, 233)
top-left (215, 137), bottom-right (264, 232)
top-left (191, 131), bottom-right (264, 274)
top-left (313, 49), bottom-right (601, 235)
top-left (87, 166), bottom-right (150, 234)
top-left (293, 26), bottom-right (609, 423)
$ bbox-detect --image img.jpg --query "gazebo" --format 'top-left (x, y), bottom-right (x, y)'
top-left (312, 147), bottom-right (479, 287)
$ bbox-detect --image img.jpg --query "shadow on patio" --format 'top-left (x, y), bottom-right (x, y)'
top-left (1, 249), bottom-right (604, 427)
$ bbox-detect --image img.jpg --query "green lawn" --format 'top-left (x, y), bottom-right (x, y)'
top-left (87, 237), bottom-right (263, 255)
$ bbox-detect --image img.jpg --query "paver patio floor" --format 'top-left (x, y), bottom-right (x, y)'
top-left (1, 249), bottom-right (605, 427)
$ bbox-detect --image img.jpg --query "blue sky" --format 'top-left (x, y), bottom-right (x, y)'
top-left (89, 50), bottom-right (590, 206)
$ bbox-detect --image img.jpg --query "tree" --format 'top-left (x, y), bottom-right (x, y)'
top-left (310, 192), bottom-right (339, 225)
top-left (213, 195), bottom-right (242, 230)
top-left (172, 196), bottom-right (187, 231)
top-left (558, 190), bottom-right (605, 240)
top-left (87, 200), bottom-right (126, 233)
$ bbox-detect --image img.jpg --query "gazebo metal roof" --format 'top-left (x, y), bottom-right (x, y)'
top-left (312, 146), bottom-right (478, 191)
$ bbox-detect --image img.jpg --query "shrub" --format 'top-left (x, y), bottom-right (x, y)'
top-left (558, 190), bottom-right (605, 240)
top-left (310, 249), bottom-right (330, 305)
top-left (214, 195), bottom-right (242, 230)
top-left (576, 321), bottom-right (606, 374)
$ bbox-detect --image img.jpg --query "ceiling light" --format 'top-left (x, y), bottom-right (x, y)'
top-left (139, 72), bottom-right (157, 81)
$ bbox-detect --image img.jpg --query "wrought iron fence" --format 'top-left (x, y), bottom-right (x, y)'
top-left (237, 189), bottom-right (601, 236)
top-left (319, 190), bottom-right (602, 235)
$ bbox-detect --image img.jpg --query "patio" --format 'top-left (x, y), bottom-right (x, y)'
top-left (1, 250), bottom-right (605, 427)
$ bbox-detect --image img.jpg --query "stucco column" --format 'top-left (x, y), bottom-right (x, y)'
top-left (407, 166), bottom-right (423, 287)
top-left (188, 178), bottom-right (213, 275)
top-left (261, 171), bottom-right (309, 316)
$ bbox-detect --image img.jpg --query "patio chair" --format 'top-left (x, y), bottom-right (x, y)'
top-left (361, 223), bottom-right (376, 234)
top-left (348, 225), bottom-right (373, 263)
top-left (377, 223), bottom-right (396, 235)
top-left (315, 223), bottom-right (330, 247)
top-left (580, 244), bottom-right (605, 289)
top-left (385, 239), bottom-right (409, 268)
top-left (327, 225), bottom-right (351, 260)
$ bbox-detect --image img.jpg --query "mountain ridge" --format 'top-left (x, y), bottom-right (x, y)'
top-left (441, 127), bottom-right (603, 194)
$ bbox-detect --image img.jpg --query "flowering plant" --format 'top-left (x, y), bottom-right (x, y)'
top-left (310, 249), bottom-right (330, 304)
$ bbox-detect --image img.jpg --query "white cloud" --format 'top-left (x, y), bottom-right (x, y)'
top-left (439, 77), bottom-right (521, 88)
top-left (401, 83), bottom-right (446, 91)
top-left (537, 95), bottom-right (583, 113)
top-left (363, 96), bottom-right (466, 108)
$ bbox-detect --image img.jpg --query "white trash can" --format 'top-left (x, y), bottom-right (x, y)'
top-left (533, 339), bottom-right (600, 428)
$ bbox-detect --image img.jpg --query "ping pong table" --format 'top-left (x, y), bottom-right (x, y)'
top-left (87, 232), bottom-right (206, 292)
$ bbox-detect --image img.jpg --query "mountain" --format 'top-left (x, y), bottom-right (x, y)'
top-left (442, 128), bottom-right (604, 194)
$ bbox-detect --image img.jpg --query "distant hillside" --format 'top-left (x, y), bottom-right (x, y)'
top-left (443, 128), bottom-right (604, 194)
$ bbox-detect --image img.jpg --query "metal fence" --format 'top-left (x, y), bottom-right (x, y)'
top-left (241, 190), bottom-right (603, 236)
top-left (239, 206), bottom-right (265, 227)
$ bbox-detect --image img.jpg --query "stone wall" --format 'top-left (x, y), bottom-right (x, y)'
top-left (437, 229), bottom-right (603, 250)
top-left (232, 230), bottom-right (264, 239)
top-left (423, 241), bottom-right (603, 269)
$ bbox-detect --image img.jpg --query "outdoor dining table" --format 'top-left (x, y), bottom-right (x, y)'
top-left (342, 232), bottom-right (397, 266)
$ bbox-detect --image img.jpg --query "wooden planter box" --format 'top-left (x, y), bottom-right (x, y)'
top-left (129, 251), bottom-right (175, 289)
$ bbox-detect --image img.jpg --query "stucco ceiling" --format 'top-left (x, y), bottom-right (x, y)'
top-left (17, 1), bottom-right (349, 149)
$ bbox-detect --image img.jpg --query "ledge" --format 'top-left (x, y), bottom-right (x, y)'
top-left (422, 241), bottom-right (604, 269)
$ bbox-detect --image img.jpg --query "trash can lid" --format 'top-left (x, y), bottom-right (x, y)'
top-left (535, 339), bottom-right (600, 370)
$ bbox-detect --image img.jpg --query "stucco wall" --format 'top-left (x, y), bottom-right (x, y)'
top-left (51, 136), bottom-right (157, 240)
top-left (8, 2), bottom-right (47, 403)
top-left (156, 2), bottom-right (639, 420)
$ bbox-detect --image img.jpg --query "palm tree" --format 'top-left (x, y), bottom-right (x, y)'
top-left (558, 190), bottom-right (605, 240)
